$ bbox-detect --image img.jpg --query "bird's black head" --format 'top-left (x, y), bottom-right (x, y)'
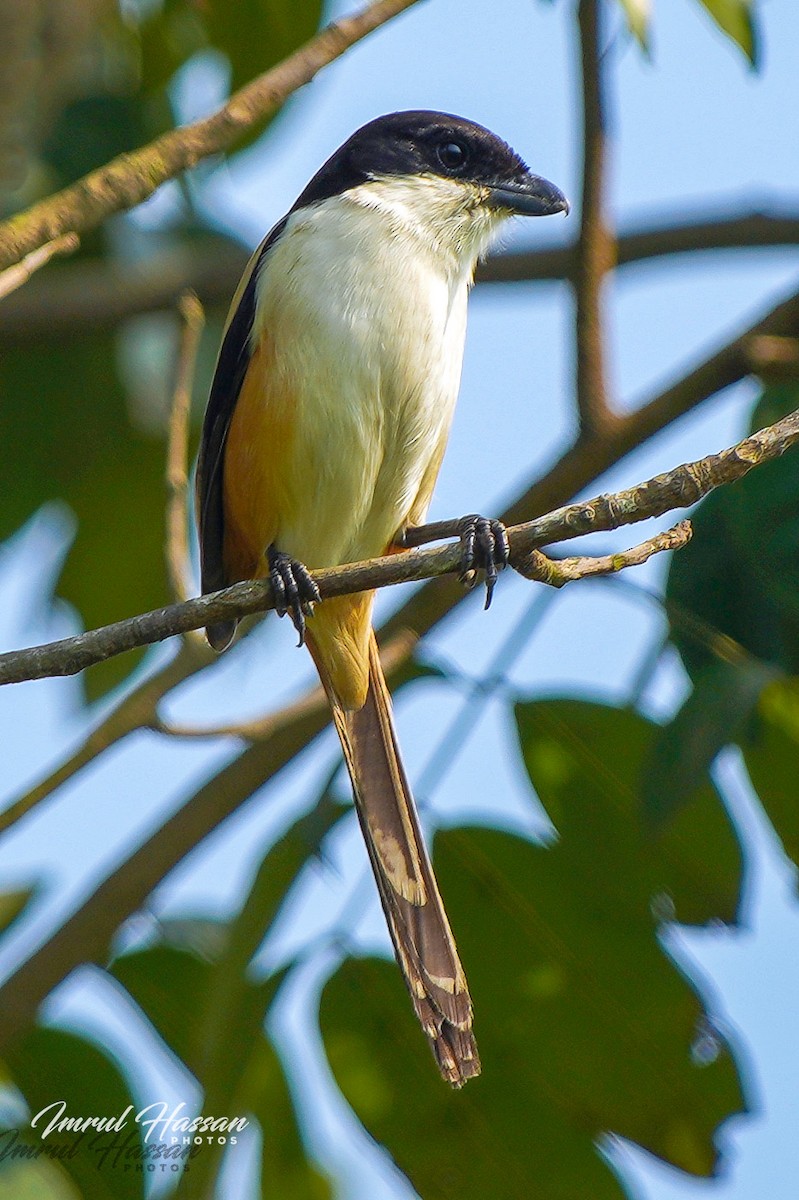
top-left (292, 111), bottom-right (569, 219)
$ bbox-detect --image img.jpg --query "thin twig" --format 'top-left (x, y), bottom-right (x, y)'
top-left (152, 631), bottom-right (417, 740)
top-left (0, 641), bottom-right (211, 838)
top-left (0, 0), bottom-right (420, 271)
top-left (166, 292), bottom-right (205, 606)
top-left (0, 408), bottom-right (797, 688)
top-left (574, 0), bottom-right (616, 435)
top-left (0, 232), bottom-right (79, 301)
top-left (515, 520), bottom-right (692, 585)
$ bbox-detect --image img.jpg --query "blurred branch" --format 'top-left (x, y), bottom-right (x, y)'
top-left (517, 520), bottom-right (692, 585)
top-left (0, 238), bottom-right (248, 339)
top-left (0, 0), bottom-right (420, 270)
top-left (1, 210), bottom-right (798, 340)
top-left (0, 232), bottom-right (78, 300)
top-left (165, 292), bottom-right (204, 607)
top-left (480, 209), bottom-right (799, 285)
top-left (1, 407), bottom-right (797, 687)
top-left (0, 641), bottom-right (211, 838)
top-left (574, 0), bottom-right (616, 435)
top-left (745, 334), bottom-right (799, 381)
top-left (152, 630), bottom-right (416, 740)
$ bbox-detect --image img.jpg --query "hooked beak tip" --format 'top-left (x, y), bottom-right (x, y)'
top-left (487, 176), bottom-right (570, 218)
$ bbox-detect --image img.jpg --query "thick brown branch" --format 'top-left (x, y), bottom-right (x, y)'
top-left (1, 408), bottom-right (797, 688)
top-left (0, 0), bottom-right (419, 270)
top-left (574, 0), bottom-right (616, 435)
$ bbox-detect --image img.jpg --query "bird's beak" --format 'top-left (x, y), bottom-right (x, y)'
top-left (487, 174), bottom-right (569, 217)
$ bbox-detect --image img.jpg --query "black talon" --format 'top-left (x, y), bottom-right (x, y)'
top-left (456, 515), bottom-right (509, 609)
top-left (267, 547), bottom-right (321, 646)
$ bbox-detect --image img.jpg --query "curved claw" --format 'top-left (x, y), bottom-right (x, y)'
top-left (267, 547), bottom-right (321, 646)
top-left (456, 515), bottom-right (509, 609)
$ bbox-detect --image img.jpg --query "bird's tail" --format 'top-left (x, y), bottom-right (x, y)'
top-left (322, 630), bottom-right (480, 1086)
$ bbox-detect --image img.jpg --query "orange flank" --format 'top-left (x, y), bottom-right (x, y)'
top-left (222, 336), bottom-right (291, 585)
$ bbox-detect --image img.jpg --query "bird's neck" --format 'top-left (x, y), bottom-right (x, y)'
top-left (344, 174), bottom-right (506, 282)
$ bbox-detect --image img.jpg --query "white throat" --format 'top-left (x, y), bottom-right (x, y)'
top-left (344, 173), bottom-right (507, 279)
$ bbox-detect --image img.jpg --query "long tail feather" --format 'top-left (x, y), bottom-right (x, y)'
top-left (328, 633), bottom-right (480, 1086)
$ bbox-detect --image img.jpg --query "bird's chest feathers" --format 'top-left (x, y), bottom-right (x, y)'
top-left (245, 184), bottom-right (485, 562)
top-left (254, 186), bottom-right (475, 422)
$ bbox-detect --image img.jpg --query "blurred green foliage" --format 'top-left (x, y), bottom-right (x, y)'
top-left (615, 0), bottom-right (759, 63)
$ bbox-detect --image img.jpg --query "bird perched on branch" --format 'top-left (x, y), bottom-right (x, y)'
top-left (196, 111), bottom-right (568, 1084)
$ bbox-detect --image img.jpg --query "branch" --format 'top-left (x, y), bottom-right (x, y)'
top-left (152, 630), bottom-right (417, 740)
top-left (745, 334), bottom-right (799, 381)
top-left (479, 209), bottom-right (799, 285)
top-left (0, 0), bottom-right (420, 270)
top-left (0, 641), bottom-right (212, 838)
top-left (2, 209), bottom-right (798, 341)
top-left (574, 0), bottom-right (616, 435)
top-left (165, 292), bottom-right (204, 607)
top-left (0, 669), bottom-right (338, 1048)
top-left (1, 408), bottom-right (797, 688)
top-left (0, 233), bottom-right (79, 300)
top-left (516, 520), bottom-right (692, 585)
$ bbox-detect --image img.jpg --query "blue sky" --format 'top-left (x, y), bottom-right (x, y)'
top-left (2, 0), bottom-right (799, 1196)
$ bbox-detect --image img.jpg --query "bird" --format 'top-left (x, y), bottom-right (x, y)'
top-left (195, 111), bottom-right (568, 1085)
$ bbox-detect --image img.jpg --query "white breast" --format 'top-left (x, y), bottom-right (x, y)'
top-left (251, 176), bottom-right (502, 568)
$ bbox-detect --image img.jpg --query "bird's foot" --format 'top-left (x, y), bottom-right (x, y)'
top-left (456, 514), bottom-right (509, 609)
top-left (267, 547), bottom-right (321, 646)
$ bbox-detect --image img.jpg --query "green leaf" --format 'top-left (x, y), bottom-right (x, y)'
top-left (0, 1159), bottom-right (81, 1199)
top-left (617, 0), bottom-right (651, 51)
top-left (667, 385), bottom-right (799, 682)
top-left (694, 0), bottom-right (759, 65)
top-left (5, 1028), bottom-right (145, 1200)
top-left (741, 677), bottom-right (799, 873)
top-left (642, 658), bottom-right (778, 827)
top-left (111, 946), bottom-right (330, 1199)
top-left (238, 1037), bottom-right (331, 1200)
top-left (111, 943), bottom-right (210, 1074)
top-left (137, 0), bottom-right (211, 95)
top-left (205, 0), bottom-right (323, 95)
top-left (42, 96), bottom-right (149, 189)
top-left (517, 699), bottom-right (743, 925)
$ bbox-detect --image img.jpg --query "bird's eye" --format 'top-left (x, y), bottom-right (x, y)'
top-left (437, 140), bottom-right (468, 171)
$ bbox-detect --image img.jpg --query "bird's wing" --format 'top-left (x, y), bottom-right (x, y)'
top-left (195, 217), bottom-right (288, 601)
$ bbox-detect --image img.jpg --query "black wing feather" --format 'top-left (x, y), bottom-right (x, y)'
top-left (195, 217), bottom-right (287, 647)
